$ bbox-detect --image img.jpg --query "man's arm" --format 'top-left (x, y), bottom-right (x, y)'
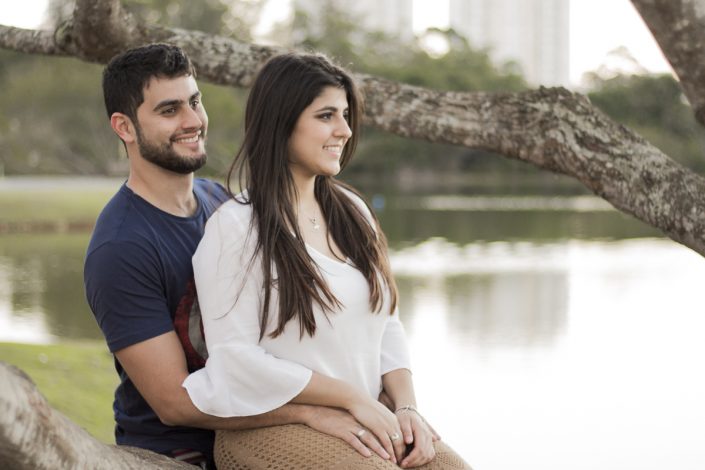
top-left (116, 331), bottom-right (297, 429)
top-left (115, 331), bottom-right (386, 457)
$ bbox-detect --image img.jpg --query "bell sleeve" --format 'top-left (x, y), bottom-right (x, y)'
top-left (182, 204), bottom-right (312, 417)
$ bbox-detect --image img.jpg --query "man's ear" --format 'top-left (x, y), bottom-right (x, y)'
top-left (110, 113), bottom-right (137, 144)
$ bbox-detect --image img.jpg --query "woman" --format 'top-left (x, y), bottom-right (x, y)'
top-left (184, 52), bottom-right (471, 469)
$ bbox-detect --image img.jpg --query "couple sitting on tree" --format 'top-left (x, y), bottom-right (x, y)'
top-left (85, 43), bottom-right (471, 469)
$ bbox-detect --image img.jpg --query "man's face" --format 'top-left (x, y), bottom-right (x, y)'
top-left (133, 74), bottom-right (208, 174)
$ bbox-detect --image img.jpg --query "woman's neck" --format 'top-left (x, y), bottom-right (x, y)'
top-left (291, 173), bottom-right (318, 214)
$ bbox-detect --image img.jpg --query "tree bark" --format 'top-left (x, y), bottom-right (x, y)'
top-left (0, 361), bottom-right (192, 469)
top-left (0, 0), bottom-right (704, 256)
top-left (630, 0), bottom-right (705, 125)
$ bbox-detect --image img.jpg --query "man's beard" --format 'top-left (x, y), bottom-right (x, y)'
top-left (135, 126), bottom-right (207, 175)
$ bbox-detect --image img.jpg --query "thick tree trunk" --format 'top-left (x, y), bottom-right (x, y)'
top-left (0, 0), bottom-right (704, 256)
top-left (0, 361), bottom-right (192, 469)
top-left (630, 0), bottom-right (705, 125)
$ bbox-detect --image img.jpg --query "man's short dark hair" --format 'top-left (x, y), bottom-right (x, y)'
top-left (102, 43), bottom-right (196, 123)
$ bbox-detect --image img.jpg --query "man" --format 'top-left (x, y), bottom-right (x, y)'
top-left (84, 43), bottom-right (382, 468)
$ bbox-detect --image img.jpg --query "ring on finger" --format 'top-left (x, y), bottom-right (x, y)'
top-left (356, 429), bottom-right (366, 438)
top-left (390, 432), bottom-right (401, 441)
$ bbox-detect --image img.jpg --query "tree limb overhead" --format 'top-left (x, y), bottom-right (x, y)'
top-left (0, 0), bottom-right (704, 256)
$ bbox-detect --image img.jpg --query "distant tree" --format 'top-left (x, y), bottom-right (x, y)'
top-left (285, 3), bottom-right (534, 189)
top-left (588, 73), bottom-right (705, 173)
top-left (45, 0), bottom-right (262, 40)
top-left (2, 0), bottom-right (705, 259)
top-left (0, 0), bottom-right (259, 176)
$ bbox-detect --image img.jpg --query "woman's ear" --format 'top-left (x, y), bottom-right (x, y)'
top-left (110, 113), bottom-right (137, 144)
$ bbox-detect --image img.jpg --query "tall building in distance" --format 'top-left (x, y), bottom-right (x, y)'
top-left (293, 0), bottom-right (414, 41)
top-left (448, 0), bottom-right (570, 86)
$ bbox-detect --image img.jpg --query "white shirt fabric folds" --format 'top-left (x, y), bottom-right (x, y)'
top-left (182, 192), bottom-right (411, 417)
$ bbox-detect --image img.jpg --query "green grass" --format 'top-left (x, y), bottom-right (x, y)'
top-left (0, 187), bottom-right (115, 225)
top-left (0, 341), bottom-right (118, 443)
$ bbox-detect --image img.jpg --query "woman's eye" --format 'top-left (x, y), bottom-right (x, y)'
top-left (318, 113), bottom-right (332, 121)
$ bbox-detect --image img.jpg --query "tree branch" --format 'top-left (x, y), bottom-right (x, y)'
top-left (0, 0), bottom-right (704, 257)
top-left (0, 361), bottom-right (192, 469)
top-left (359, 77), bottom-right (705, 255)
top-left (630, 0), bottom-right (705, 125)
top-left (0, 25), bottom-right (66, 56)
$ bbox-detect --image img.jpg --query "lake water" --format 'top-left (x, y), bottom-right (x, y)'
top-left (1, 192), bottom-right (704, 470)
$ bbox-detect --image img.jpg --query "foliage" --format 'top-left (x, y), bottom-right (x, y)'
top-left (285, 1), bottom-right (552, 192)
top-left (0, 51), bottom-right (116, 175)
top-left (0, 341), bottom-right (117, 443)
top-left (0, 48), bottom-right (246, 177)
top-left (588, 74), bottom-right (705, 174)
top-left (1, 0), bottom-right (703, 193)
top-left (45, 0), bottom-right (263, 40)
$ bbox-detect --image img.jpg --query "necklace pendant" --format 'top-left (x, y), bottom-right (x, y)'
top-left (309, 217), bottom-right (320, 230)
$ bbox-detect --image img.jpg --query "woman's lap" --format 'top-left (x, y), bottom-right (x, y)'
top-left (214, 424), bottom-right (471, 470)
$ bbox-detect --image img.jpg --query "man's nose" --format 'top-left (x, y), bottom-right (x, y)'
top-left (183, 106), bottom-right (204, 129)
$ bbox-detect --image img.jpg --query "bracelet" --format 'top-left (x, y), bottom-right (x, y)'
top-left (394, 405), bottom-right (420, 414)
top-left (394, 405), bottom-right (427, 423)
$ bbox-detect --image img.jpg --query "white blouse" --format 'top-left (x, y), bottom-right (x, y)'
top-left (182, 193), bottom-right (411, 417)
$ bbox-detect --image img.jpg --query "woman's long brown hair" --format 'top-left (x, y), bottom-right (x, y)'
top-left (226, 52), bottom-right (398, 340)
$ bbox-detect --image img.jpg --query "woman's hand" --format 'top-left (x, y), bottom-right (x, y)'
top-left (395, 407), bottom-right (437, 468)
top-left (302, 405), bottom-right (391, 460)
top-left (348, 396), bottom-right (406, 464)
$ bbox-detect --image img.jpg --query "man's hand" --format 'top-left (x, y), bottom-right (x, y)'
top-left (303, 406), bottom-right (392, 460)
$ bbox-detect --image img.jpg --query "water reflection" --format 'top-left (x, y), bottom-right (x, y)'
top-left (0, 233), bottom-right (102, 342)
top-left (378, 196), bottom-right (662, 245)
top-left (1, 205), bottom-right (704, 469)
top-left (398, 272), bottom-right (568, 349)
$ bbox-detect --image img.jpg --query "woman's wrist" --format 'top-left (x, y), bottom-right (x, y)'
top-left (394, 404), bottom-right (426, 423)
top-left (394, 404), bottom-right (419, 414)
top-left (340, 385), bottom-right (373, 411)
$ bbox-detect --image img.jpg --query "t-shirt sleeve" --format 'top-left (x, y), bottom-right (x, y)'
top-left (84, 240), bottom-right (174, 353)
top-left (381, 308), bottom-right (412, 375)
top-left (182, 205), bottom-right (312, 417)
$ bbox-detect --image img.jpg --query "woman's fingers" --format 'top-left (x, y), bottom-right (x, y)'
top-left (400, 433), bottom-right (435, 468)
top-left (401, 441), bottom-right (435, 468)
top-left (343, 429), bottom-right (373, 458)
top-left (389, 428), bottom-right (406, 463)
top-left (396, 412), bottom-right (415, 445)
top-left (399, 414), bottom-right (436, 468)
top-left (355, 428), bottom-right (391, 460)
top-left (349, 399), bottom-right (404, 463)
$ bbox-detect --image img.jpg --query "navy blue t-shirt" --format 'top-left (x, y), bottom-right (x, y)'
top-left (84, 178), bottom-right (229, 458)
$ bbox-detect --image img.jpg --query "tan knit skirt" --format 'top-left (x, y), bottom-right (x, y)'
top-left (214, 424), bottom-right (472, 470)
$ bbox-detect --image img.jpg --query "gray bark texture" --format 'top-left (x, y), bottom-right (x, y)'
top-left (0, 0), bottom-right (703, 257)
top-left (630, 0), bottom-right (705, 125)
top-left (0, 361), bottom-right (192, 469)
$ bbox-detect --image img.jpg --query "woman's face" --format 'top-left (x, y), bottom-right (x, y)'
top-left (288, 86), bottom-right (352, 181)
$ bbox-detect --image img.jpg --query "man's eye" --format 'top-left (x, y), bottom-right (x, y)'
top-left (190, 100), bottom-right (200, 108)
top-left (162, 108), bottom-right (176, 115)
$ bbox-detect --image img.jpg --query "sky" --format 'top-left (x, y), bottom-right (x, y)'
top-left (0, 0), bottom-right (672, 86)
